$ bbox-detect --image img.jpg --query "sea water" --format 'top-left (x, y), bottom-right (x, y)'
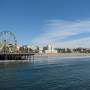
top-left (0, 56), bottom-right (90, 90)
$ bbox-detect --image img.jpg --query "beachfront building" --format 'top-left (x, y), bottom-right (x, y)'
top-left (39, 47), bottom-right (43, 54)
top-left (45, 45), bottom-right (57, 54)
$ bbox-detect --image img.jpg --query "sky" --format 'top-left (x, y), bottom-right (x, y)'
top-left (0, 0), bottom-right (90, 48)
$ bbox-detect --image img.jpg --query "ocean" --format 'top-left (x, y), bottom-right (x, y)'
top-left (0, 56), bottom-right (90, 90)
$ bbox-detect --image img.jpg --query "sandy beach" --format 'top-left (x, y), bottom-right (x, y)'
top-left (35, 53), bottom-right (90, 58)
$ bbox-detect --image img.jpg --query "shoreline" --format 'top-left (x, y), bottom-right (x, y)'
top-left (35, 53), bottom-right (90, 57)
top-left (34, 53), bottom-right (90, 59)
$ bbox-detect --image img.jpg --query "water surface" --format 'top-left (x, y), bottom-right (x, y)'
top-left (0, 56), bottom-right (90, 90)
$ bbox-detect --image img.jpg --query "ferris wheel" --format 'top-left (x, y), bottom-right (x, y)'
top-left (0, 31), bottom-right (17, 53)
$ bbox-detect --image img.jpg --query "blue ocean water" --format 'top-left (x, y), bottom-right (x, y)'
top-left (0, 57), bottom-right (90, 90)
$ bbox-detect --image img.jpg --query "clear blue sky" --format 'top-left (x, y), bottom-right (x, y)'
top-left (0, 0), bottom-right (90, 47)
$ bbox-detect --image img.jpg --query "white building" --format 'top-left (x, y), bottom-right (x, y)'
top-left (39, 47), bottom-right (43, 54)
top-left (45, 45), bottom-right (57, 54)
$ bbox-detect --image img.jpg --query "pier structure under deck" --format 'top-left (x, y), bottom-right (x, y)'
top-left (0, 53), bottom-right (35, 60)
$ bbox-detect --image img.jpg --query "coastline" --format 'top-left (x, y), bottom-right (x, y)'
top-left (35, 53), bottom-right (90, 58)
top-left (0, 53), bottom-right (90, 63)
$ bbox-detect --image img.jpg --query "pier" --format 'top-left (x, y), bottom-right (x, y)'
top-left (0, 31), bottom-right (35, 60)
top-left (0, 53), bottom-right (35, 60)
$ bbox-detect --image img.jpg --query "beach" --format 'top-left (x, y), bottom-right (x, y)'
top-left (34, 53), bottom-right (90, 59)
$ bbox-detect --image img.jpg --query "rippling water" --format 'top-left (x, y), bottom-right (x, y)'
top-left (0, 56), bottom-right (90, 90)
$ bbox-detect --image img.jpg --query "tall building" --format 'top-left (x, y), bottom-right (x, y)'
top-left (45, 45), bottom-right (57, 54)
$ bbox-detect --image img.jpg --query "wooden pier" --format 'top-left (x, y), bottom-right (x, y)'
top-left (0, 53), bottom-right (35, 60)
